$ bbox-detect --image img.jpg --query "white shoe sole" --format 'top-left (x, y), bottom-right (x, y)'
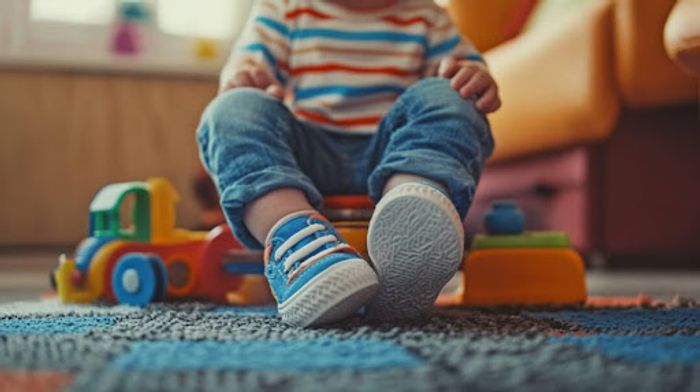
top-left (367, 183), bottom-right (464, 320)
top-left (278, 258), bottom-right (379, 327)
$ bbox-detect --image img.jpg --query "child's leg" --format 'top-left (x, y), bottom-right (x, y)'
top-left (244, 188), bottom-right (313, 245)
top-left (368, 77), bottom-right (494, 214)
top-left (382, 174), bottom-right (447, 195)
top-left (365, 77), bottom-right (495, 319)
top-left (197, 88), bottom-right (378, 326)
top-left (197, 88), bottom-right (323, 249)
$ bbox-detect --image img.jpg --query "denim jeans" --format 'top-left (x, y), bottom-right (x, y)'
top-left (197, 77), bottom-right (494, 249)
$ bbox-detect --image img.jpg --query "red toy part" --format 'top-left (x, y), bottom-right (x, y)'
top-left (195, 224), bottom-right (247, 302)
top-left (70, 270), bottom-right (84, 288)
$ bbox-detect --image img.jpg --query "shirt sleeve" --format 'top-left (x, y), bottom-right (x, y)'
top-left (220, 0), bottom-right (290, 91)
top-left (423, 6), bottom-right (484, 77)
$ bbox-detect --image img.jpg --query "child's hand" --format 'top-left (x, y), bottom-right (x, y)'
top-left (438, 57), bottom-right (501, 113)
top-left (221, 65), bottom-right (285, 100)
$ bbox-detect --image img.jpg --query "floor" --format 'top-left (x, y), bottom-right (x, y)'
top-left (1, 248), bottom-right (699, 303)
top-left (0, 249), bottom-right (63, 302)
top-left (2, 249), bottom-right (700, 391)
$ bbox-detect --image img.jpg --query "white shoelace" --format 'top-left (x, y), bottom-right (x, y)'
top-left (274, 223), bottom-right (340, 273)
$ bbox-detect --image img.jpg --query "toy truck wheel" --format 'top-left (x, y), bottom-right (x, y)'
top-left (112, 253), bottom-right (168, 306)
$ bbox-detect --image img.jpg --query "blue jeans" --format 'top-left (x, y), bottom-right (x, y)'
top-left (197, 77), bottom-right (494, 249)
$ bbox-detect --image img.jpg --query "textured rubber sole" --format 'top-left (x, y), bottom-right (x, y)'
top-left (278, 258), bottom-right (379, 327)
top-left (367, 183), bottom-right (464, 320)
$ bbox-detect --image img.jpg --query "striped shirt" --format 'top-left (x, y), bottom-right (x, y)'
top-left (222, 0), bottom-right (483, 134)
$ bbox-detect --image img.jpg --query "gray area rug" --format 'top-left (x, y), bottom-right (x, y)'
top-left (1, 299), bottom-right (699, 391)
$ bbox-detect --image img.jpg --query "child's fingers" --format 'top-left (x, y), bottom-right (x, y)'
top-left (219, 80), bottom-right (236, 94)
top-left (459, 71), bottom-right (492, 99)
top-left (266, 84), bottom-right (285, 100)
top-left (232, 70), bottom-right (255, 88)
top-left (450, 66), bottom-right (477, 91)
top-left (250, 66), bottom-right (272, 89)
top-left (438, 57), bottom-right (459, 78)
top-left (475, 86), bottom-right (501, 113)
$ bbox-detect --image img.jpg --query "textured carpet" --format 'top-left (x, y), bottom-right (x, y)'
top-left (1, 298), bottom-right (699, 392)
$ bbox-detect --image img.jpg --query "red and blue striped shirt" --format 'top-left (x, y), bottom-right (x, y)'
top-left (223, 0), bottom-right (483, 134)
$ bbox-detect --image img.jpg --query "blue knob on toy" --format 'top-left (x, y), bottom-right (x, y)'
top-left (119, 1), bottom-right (149, 22)
top-left (485, 201), bottom-right (525, 235)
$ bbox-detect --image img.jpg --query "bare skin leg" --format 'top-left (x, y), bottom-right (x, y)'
top-left (243, 188), bottom-right (315, 245)
top-left (383, 173), bottom-right (447, 195)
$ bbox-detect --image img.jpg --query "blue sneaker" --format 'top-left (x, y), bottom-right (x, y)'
top-left (367, 183), bottom-right (464, 320)
top-left (264, 210), bottom-right (379, 327)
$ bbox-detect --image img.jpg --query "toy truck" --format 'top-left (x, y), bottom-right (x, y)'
top-left (52, 178), bottom-right (273, 306)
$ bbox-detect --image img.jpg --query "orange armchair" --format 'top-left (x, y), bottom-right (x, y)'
top-left (450, 0), bottom-right (700, 267)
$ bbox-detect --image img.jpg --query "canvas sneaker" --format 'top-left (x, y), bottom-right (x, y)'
top-left (366, 182), bottom-right (464, 319)
top-left (264, 210), bottom-right (379, 327)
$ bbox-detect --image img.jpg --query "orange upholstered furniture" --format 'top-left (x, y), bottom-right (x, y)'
top-left (450, 0), bottom-right (699, 266)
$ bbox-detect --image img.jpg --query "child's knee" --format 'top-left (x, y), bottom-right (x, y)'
top-left (202, 88), bottom-right (281, 126)
top-left (401, 77), bottom-right (482, 120)
top-left (198, 88), bottom-right (289, 147)
top-left (397, 78), bottom-right (493, 150)
top-left (405, 77), bottom-right (451, 94)
top-left (401, 77), bottom-right (457, 106)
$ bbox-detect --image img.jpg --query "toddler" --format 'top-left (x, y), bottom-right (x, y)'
top-left (197, 0), bottom-right (498, 326)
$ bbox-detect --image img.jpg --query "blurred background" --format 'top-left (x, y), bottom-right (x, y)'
top-left (0, 0), bottom-right (698, 299)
